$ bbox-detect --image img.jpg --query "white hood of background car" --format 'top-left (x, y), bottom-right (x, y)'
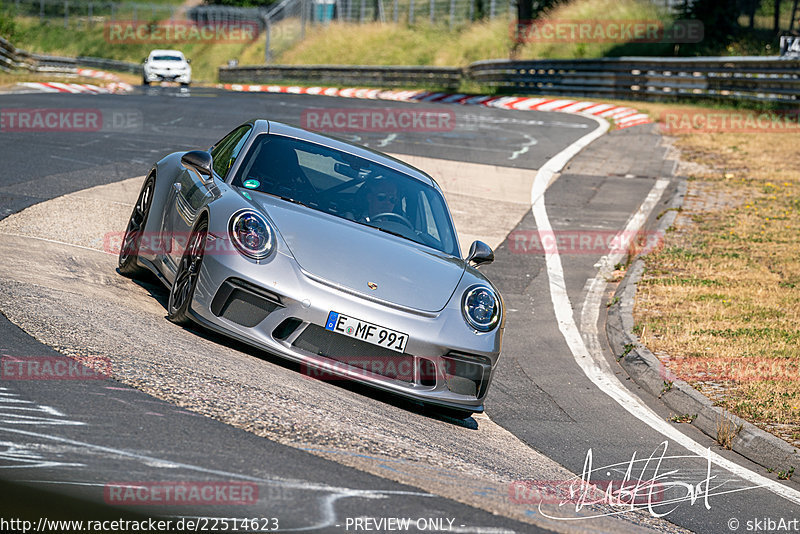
top-left (257, 197), bottom-right (464, 312)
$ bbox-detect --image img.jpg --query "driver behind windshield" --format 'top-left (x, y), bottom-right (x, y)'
top-left (358, 177), bottom-right (399, 223)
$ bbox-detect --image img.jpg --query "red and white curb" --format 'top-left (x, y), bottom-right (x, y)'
top-left (76, 68), bottom-right (122, 82)
top-left (10, 67), bottom-right (133, 94)
top-left (16, 81), bottom-right (133, 94)
top-left (222, 84), bottom-right (651, 129)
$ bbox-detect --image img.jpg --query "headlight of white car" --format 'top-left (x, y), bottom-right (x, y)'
top-left (229, 210), bottom-right (274, 259)
top-left (462, 285), bottom-right (501, 332)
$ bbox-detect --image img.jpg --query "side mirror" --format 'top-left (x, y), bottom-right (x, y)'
top-left (466, 240), bottom-right (494, 266)
top-left (186, 58), bottom-right (192, 64)
top-left (181, 150), bottom-right (213, 179)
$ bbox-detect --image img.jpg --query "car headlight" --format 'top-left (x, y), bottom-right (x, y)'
top-left (229, 210), bottom-right (274, 259)
top-left (462, 285), bottom-right (501, 332)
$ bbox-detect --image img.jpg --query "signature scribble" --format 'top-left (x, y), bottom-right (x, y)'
top-left (512, 441), bottom-right (770, 520)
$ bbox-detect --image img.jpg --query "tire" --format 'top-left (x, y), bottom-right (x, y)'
top-left (167, 218), bottom-right (208, 326)
top-left (142, 78), bottom-right (150, 86)
top-left (118, 175), bottom-right (155, 278)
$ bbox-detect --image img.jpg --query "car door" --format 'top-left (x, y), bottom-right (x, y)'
top-left (163, 125), bottom-right (252, 276)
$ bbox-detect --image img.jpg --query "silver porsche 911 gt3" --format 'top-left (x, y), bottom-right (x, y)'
top-left (118, 119), bottom-right (504, 416)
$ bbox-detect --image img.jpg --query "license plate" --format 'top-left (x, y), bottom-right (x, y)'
top-left (325, 312), bottom-right (408, 353)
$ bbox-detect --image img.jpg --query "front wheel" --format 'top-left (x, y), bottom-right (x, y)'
top-left (118, 175), bottom-right (155, 278)
top-left (167, 219), bottom-right (208, 326)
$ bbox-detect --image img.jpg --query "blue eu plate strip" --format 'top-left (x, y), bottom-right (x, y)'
top-left (325, 311), bottom-right (339, 331)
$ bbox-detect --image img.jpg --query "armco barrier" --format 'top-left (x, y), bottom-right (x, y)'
top-left (0, 36), bottom-right (36, 72)
top-left (218, 65), bottom-right (464, 90)
top-left (467, 57), bottom-right (800, 103)
top-left (31, 54), bottom-right (141, 75)
top-left (0, 39), bottom-right (140, 76)
top-left (221, 56), bottom-right (800, 104)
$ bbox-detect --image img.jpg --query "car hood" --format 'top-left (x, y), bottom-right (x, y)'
top-left (256, 196), bottom-right (465, 312)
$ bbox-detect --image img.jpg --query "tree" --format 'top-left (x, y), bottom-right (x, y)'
top-left (683, 0), bottom-right (740, 43)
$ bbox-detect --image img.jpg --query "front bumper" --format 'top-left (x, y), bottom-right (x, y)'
top-left (144, 70), bottom-right (191, 84)
top-left (188, 240), bottom-right (502, 412)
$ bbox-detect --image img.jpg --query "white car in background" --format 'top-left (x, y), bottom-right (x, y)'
top-left (142, 50), bottom-right (192, 86)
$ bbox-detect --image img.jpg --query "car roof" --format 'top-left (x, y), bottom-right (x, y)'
top-left (248, 119), bottom-right (436, 188)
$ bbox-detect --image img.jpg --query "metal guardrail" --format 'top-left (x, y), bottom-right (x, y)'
top-left (220, 57), bottom-right (800, 103)
top-left (467, 57), bottom-right (800, 103)
top-left (0, 39), bottom-right (140, 76)
top-left (219, 64), bottom-right (464, 89)
top-left (0, 36), bottom-right (36, 72)
top-left (32, 53), bottom-right (141, 74)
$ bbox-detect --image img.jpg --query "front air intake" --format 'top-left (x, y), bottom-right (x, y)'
top-left (210, 279), bottom-right (281, 327)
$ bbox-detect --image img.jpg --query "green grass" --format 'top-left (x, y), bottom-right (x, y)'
top-left (277, 0), bottom-right (678, 65)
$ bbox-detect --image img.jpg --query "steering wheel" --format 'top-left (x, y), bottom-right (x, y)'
top-left (371, 212), bottom-right (414, 230)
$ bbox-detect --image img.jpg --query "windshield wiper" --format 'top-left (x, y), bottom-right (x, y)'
top-left (374, 226), bottom-right (411, 241)
top-left (258, 190), bottom-right (311, 209)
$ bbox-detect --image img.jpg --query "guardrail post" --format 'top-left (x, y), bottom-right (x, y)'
top-left (468, 0), bottom-right (473, 21)
top-left (301, 0), bottom-right (306, 39)
top-left (39, 0), bottom-right (44, 21)
top-left (88, 2), bottom-right (92, 27)
top-left (64, 0), bottom-right (68, 28)
top-left (408, 0), bottom-right (414, 24)
top-left (264, 15), bottom-right (271, 63)
top-left (393, 0), bottom-right (397, 22)
top-left (359, 0), bottom-right (364, 22)
top-left (449, 0), bottom-right (454, 26)
top-left (429, 0), bottom-right (433, 23)
top-left (489, 0), bottom-right (495, 19)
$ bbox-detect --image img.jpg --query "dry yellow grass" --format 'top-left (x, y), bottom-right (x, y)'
top-left (630, 105), bottom-right (800, 447)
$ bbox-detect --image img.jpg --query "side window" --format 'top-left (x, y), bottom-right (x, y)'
top-left (211, 126), bottom-right (251, 180)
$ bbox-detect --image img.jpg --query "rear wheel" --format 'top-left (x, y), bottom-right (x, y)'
top-left (118, 175), bottom-right (155, 278)
top-left (167, 219), bottom-right (208, 326)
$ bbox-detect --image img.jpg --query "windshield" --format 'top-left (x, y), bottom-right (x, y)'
top-left (231, 134), bottom-right (460, 257)
top-left (152, 55), bottom-right (183, 61)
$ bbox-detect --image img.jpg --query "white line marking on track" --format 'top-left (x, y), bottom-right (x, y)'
top-left (0, 233), bottom-right (114, 255)
top-left (532, 116), bottom-right (800, 506)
